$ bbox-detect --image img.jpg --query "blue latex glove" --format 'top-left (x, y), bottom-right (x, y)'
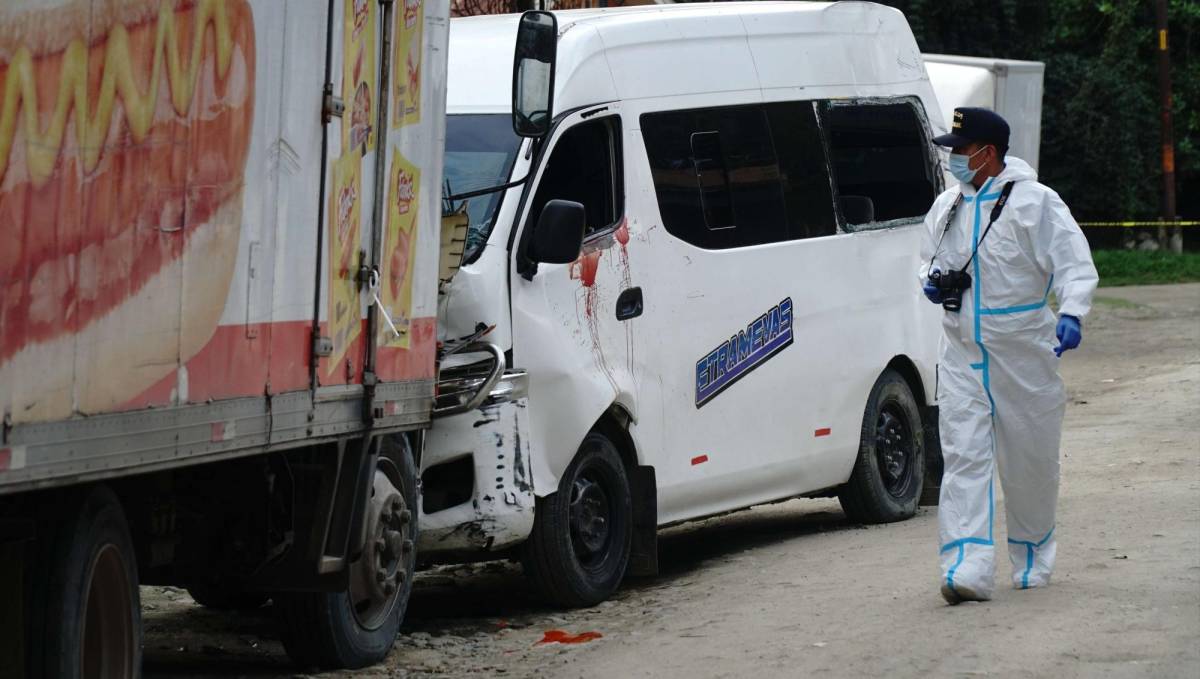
top-left (1054, 315), bottom-right (1082, 357)
top-left (923, 268), bottom-right (943, 304)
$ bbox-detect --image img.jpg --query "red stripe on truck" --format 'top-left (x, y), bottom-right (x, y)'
top-left (121, 318), bottom-right (437, 411)
top-left (691, 455), bottom-right (709, 466)
top-left (814, 428), bottom-right (832, 437)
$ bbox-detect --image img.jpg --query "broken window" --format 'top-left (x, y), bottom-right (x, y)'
top-left (640, 102), bottom-right (835, 249)
top-left (818, 100), bottom-right (939, 228)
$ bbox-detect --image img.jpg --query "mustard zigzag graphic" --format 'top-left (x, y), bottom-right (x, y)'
top-left (0, 0), bottom-right (236, 188)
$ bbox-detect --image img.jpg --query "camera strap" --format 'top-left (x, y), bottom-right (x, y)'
top-left (959, 180), bottom-right (1017, 274)
top-left (927, 193), bottom-right (964, 273)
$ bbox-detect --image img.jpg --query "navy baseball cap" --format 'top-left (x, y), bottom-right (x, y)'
top-left (933, 107), bottom-right (1010, 151)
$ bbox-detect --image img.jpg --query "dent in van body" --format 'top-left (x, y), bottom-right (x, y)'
top-left (418, 399), bottom-right (535, 556)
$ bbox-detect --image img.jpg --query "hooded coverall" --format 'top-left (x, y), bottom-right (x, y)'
top-left (920, 157), bottom-right (1098, 597)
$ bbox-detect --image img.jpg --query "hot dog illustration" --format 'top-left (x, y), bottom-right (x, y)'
top-left (0, 0), bottom-right (256, 421)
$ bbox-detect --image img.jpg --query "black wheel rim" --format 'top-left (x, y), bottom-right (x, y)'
top-left (569, 468), bottom-right (612, 568)
top-left (875, 401), bottom-right (916, 499)
top-left (349, 455), bottom-right (412, 631)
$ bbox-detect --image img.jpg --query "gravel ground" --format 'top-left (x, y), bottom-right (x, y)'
top-left (142, 283), bottom-right (1200, 679)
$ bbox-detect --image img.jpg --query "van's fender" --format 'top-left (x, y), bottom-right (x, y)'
top-left (527, 379), bottom-right (639, 497)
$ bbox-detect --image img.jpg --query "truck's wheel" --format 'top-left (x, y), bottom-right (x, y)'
top-left (838, 369), bottom-right (925, 524)
top-left (276, 435), bottom-right (417, 670)
top-left (523, 432), bottom-right (632, 608)
top-left (186, 583), bottom-right (269, 611)
top-left (28, 485), bottom-right (141, 678)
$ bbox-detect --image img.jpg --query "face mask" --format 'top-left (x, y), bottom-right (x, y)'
top-left (948, 146), bottom-right (988, 184)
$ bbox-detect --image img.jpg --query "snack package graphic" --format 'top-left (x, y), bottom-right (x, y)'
top-left (328, 151), bottom-right (364, 376)
top-left (378, 148), bottom-right (421, 349)
top-left (392, 0), bottom-right (423, 129)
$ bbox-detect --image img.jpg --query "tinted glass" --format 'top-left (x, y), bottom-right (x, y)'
top-left (641, 103), bottom-right (835, 249)
top-left (820, 102), bottom-right (937, 225)
top-left (527, 117), bottom-right (622, 237)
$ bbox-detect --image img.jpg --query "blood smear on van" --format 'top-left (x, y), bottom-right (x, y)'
top-left (814, 428), bottom-right (832, 437)
top-left (691, 454), bottom-right (709, 466)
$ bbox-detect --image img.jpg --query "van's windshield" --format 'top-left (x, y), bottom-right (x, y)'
top-left (445, 114), bottom-right (523, 260)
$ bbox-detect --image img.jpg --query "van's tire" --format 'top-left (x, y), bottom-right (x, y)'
top-left (28, 485), bottom-right (142, 679)
top-left (522, 432), bottom-right (632, 608)
top-left (186, 584), bottom-right (269, 611)
top-left (275, 435), bottom-right (418, 670)
top-left (839, 369), bottom-right (925, 524)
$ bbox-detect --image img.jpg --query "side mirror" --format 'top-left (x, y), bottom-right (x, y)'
top-left (530, 200), bottom-right (585, 264)
top-left (839, 195), bottom-right (876, 226)
top-left (512, 11), bottom-right (557, 138)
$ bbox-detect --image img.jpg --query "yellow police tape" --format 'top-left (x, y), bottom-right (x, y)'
top-left (1078, 221), bottom-right (1200, 228)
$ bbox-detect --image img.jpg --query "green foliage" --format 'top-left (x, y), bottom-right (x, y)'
top-left (1092, 249), bottom-right (1200, 286)
top-left (877, 0), bottom-right (1198, 222)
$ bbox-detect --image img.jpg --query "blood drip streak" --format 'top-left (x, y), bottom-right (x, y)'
top-left (0, 0), bottom-right (236, 187)
top-left (615, 219), bottom-right (634, 374)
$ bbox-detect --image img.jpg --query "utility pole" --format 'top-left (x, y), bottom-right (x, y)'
top-left (1155, 0), bottom-right (1181, 253)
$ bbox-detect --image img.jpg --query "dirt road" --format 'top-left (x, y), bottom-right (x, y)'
top-left (143, 284), bottom-right (1200, 678)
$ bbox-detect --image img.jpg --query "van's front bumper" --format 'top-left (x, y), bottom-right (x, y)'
top-left (420, 361), bottom-right (535, 559)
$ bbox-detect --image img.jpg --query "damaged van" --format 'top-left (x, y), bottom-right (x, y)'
top-left (426, 2), bottom-right (946, 606)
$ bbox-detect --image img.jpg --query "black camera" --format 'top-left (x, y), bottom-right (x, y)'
top-left (928, 269), bottom-right (973, 312)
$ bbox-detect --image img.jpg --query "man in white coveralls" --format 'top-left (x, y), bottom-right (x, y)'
top-left (920, 107), bottom-right (1099, 604)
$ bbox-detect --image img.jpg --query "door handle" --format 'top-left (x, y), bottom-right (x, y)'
top-left (616, 287), bottom-right (643, 321)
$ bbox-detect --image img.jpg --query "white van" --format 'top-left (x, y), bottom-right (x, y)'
top-left (425, 1), bottom-right (946, 606)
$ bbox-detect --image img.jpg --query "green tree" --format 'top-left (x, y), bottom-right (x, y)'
top-left (878, 0), bottom-right (1197, 224)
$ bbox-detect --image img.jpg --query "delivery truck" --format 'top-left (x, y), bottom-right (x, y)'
top-left (0, 0), bottom-right (484, 673)
top-left (922, 53), bottom-right (1046, 170)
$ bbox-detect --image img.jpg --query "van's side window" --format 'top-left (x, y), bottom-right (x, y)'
top-left (641, 103), bottom-right (835, 249)
top-left (527, 117), bottom-right (622, 238)
top-left (819, 102), bottom-right (938, 228)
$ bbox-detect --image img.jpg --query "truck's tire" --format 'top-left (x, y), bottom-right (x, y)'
top-left (186, 584), bottom-right (270, 611)
top-left (28, 485), bottom-right (142, 678)
top-left (275, 435), bottom-right (418, 670)
top-left (522, 432), bottom-right (633, 608)
top-left (839, 369), bottom-right (926, 524)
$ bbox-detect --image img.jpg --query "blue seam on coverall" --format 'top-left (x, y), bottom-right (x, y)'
top-left (980, 276), bottom-right (1056, 315)
top-left (1008, 527), bottom-right (1055, 589)
top-left (944, 178), bottom-right (997, 596)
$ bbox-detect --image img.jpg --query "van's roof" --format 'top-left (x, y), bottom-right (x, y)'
top-left (447, 1), bottom-right (931, 116)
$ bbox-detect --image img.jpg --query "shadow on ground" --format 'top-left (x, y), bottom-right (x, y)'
top-left (143, 498), bottom-right (854, 674)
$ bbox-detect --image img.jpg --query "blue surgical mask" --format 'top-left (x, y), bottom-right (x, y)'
top-left (948, 146), bottom-right (988, 184)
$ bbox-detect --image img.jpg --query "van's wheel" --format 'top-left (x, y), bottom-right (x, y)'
top-left (838, 369), bottom-right (925, 523)
top-left (523, 432), bottom-right (632, 608)
top-left (28, 485), bottom-right (142, 678)
top-left (275, 435), bottom-right (418, 670)
top-left (186, 583), bottom-right (269, 611)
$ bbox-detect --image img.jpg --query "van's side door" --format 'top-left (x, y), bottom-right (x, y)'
top-left (626, 97), bottom-right (942, 525)
top-left (623, 100), bottom-right (856, 523)
top-left (509, 107), bottom-right (636, 493)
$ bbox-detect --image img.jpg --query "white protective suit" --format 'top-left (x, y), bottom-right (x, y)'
top-left (919, 157), bottom-right (1098, 598)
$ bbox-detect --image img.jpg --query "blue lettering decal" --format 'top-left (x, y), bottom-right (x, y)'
top-left (737, 330), bottom-right (752, 363)
top-left (751, 316), bottom-right (766, 350)
top-left (766, 307), bottom-right (780, 342)
top-left (695, 298), bottom-right (797, 408)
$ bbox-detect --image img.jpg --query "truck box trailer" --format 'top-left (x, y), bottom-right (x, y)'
top-left (0, 0), bottom-right (465, 673)
top-left (922, 53), bottom-right (1046, 170)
